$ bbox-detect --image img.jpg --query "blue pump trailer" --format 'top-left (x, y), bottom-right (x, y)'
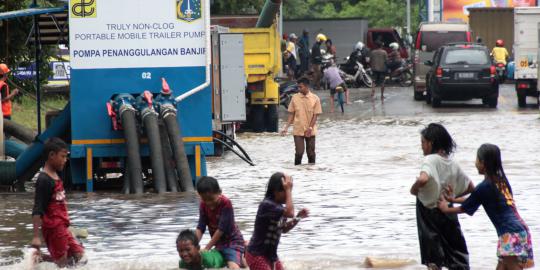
top-left (0, 0), bottom-right (213, 192)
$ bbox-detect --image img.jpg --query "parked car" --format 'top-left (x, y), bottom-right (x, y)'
top-left (413, 22), bottom-right (471, 101)
top-left (424, 43), bottom-right (499, 108)
top-left (366, 28), bottom-right (408, 59)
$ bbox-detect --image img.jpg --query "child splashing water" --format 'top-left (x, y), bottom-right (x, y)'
top-left (195, 177), bottom-right (246, 269)
top-left (246, 172), bottom-right (309, 270)
top-left (439, 144), bottom-right (534, 270)
top-left (177, 229), bottom-right (226, 269)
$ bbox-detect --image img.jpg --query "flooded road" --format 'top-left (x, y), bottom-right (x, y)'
top-left (1, 85), bottom-right (539, 269)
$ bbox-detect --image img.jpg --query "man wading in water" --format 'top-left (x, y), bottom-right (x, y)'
top-left (410, 123), bottom-right (474, 270)
top-left (280, 77), bottom-right (322, 165)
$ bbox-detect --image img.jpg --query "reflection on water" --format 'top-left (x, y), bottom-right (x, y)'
top-left (1, 112), bottom-right (539, 270)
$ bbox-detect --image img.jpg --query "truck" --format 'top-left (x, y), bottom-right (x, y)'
top-left (213, 0), bottom-right (282, 133)
top-left (514, 7), bottom-right (540, 108)
top-left (468, 8), bottom-right (514, 56)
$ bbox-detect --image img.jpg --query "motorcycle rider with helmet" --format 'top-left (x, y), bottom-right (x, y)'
top-left (343, 41), bottom-right (369, 75)
top-left (311, 33), bottom-right (327, 89)
top-left (491, 39), bottom-right (509, 65)
top-left (387, 42), bottom-right (403, 73)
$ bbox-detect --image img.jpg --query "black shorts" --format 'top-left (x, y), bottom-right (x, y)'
top-left (372, 71), bottom-right (387, 86)
top-left (330, 83), bottom-right (346, 95)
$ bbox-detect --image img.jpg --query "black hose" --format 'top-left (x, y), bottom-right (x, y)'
top-left (122, 162), bottom-right (131, 195)
top-left (163, 111), bottom-right (193, 192)
top-left (213, 137), bottom-right (255, 166)
top-left (120, 108), bottom-right (144, 194)
top-left (160, 123), bottom-right (179, 192)
top-left (213, 130), bottom-right (253, 162)
top-left (3, 119), bottom-right (36, 144)
top-left (142, 112), bottom-right (167, 194)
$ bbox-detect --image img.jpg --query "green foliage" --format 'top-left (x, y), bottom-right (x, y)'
top-left (210, 0), bottom-right (421, 33)
top-left (283, 0), bottom-right (420, 32)
top-left (0, 0), bottom-right (62, 94)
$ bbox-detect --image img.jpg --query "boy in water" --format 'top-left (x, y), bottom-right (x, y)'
top-left (196, 177), bottom-right (246, 269)
top-left (31, 137), bottom-right (85, 267)
top-left (178, 229), bottom-right (226, 269)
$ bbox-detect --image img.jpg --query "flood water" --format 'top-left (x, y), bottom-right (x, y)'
top-left (1, 90), bottom-right (540, 269)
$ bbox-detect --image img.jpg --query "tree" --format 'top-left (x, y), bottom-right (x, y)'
top-left (0, 0), bottom-right (62, 90)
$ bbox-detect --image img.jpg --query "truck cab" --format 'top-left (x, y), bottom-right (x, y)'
top-left (366, 28), bottom-right (409, 59)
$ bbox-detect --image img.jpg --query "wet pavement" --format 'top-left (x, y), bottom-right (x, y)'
top-left (1, 84), bottom-right (539, 269)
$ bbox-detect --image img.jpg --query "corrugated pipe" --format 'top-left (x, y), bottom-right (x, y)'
top-left (119, 103), bottom-right (144, 194)
top-left (256, 0), bottom-right (282, 28)
top-left (139, 102), bottom-right (167, 194)
top-left (160, 123), bottom-right (179, 192)
top-left (3, 119), bottom-right (36, 145)
top-left (162, 106), bottom-right (193, 192)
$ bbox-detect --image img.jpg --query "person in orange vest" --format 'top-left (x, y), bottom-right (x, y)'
top-left (0, 64), bottom-right (19, 120)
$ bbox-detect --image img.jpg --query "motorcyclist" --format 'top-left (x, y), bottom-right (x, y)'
top-left (311, 33), bottom-right (327, 89)
top-left (386, 42), bottom-right (403, 73)
top-left (491, 39), bottom-right (509, 65)
top-left (343, 41), bottom-right (369, 75)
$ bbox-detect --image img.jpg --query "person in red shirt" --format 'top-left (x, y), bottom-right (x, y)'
top-left (0, 64), bottom-right (19, 120)
top-left (195, 176), bottom-right (246, 269)
top-left (31, 137), bottom-right (86, 267)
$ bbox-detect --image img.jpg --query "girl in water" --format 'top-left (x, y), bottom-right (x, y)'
top-left (439, 144), bottom-right (534, 270)
top-left (245, 172), bottom-right (309, 270)
top-left (410, 123), bottom-right (474, 270)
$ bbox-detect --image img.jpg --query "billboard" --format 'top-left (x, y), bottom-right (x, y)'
top-left (443, 0), bottom-right (538, 22)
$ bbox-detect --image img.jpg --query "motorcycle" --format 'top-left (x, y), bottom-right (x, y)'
top-left (279, 81), bottom-right (299, 109)
top-left (385, 60), bottom-right (413, 87)
top-left (495, 62), bottom-right (506, 83)
top-left (339, 52), bottom-right (373, 88)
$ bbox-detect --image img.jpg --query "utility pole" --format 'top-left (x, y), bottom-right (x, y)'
top-left (407, 0), bottom-right (411, 35)
top-left (32, 0), bottom-right (42, 134)
top-left (428, 0), bottom-right (434, 22)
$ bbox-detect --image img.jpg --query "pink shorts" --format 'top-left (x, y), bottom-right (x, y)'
top-left (245, 251), bottom-right (284, 270)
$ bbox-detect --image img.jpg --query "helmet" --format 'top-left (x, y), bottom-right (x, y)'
top-left (354, 41), bottom-right (365, 51)
top-left (496, 39), bottom-right (504, 47)
top-left (389, 42), bottom-right (400, 50)
top-left (0, 64), bottom-right (10, 75)
top-left (316, 33), bottom-right (327, 42)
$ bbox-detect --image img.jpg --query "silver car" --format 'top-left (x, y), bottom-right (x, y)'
top-left (413, 22), bottom-right (471, 101)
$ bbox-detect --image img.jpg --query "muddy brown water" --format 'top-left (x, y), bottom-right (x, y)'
top-left (1, 88), bottom-right (539, 269)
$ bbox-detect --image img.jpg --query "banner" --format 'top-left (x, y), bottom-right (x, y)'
top-left (69, 0), bottom-right (206, 69)
top-left (443, 0), bottom-right (538, 22)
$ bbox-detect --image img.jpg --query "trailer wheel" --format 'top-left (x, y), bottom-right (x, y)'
top-left (265, 104), bottom-right (279, 133)
top-left (517, 92), bottom-right (527, 108)
top-left (250, 105), bottom-right (265, 133)
top-left (414, 90), bottom-right (424, 101)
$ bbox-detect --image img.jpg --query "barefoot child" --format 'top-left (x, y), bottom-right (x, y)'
top-left (177, 229), bottom-right (226, 269)
top-left (246, 172), bottom-right (309, 270)
top-left (439, 144), bottom-right (534, 269)
top-left (31, 138), bottom-right (85, 267)
top-left (195, 177), bottom-right (245, 269)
